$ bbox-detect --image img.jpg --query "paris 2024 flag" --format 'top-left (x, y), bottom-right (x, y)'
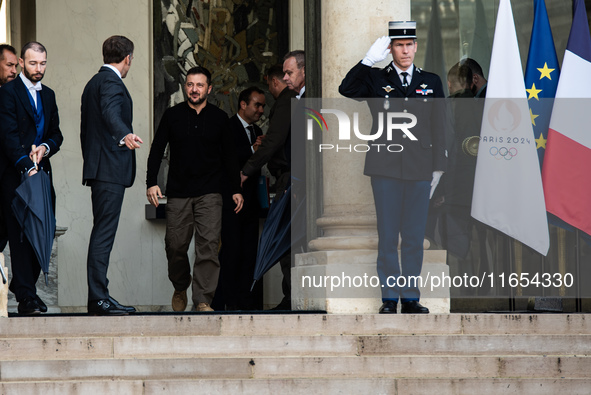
top-left (471, 0), bottom-right (549, 256)
top-left (542, 0), bottom-right (591, 237)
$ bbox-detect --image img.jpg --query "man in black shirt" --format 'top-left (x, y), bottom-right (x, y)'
top-left (146, 66), bottom-right (243, 312)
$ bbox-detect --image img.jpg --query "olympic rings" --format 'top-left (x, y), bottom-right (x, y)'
top-left (489, 146), bottom-right (518, 160)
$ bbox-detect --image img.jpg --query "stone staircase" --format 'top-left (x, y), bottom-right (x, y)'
top-left (0, 314), bottom-right (590, 394)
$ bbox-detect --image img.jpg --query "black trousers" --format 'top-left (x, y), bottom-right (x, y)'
top-left (0, 169), bottom-right (42, 302)
top-left (217, 202), bottom-right (262, 310)
top-left (86, 180), bottom-right (125, 302)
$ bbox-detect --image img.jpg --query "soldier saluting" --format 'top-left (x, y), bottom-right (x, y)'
top-left (339, 21), bottom-right (447, 314)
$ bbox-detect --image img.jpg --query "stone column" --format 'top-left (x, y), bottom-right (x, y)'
top-left (292, 0), bottom-right (450, 313)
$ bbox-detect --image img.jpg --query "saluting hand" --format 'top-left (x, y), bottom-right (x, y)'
top-left (362, 36), bottom-right (391, 67)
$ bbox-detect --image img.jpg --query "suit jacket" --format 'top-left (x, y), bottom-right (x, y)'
top-left (242, 87), bottom-right (297, 177)
top-left (285, 90), bottom-right (306, 191)
top-left (0, 77), bottom-right (63, 179)
top-left (80, 66), bottom-right (135, 187)
top-left (446, 89), bottom-right (481, 207)
top-left (223, 114), bottom-right (262, 214)
top-left (339, 62), bottom-right (447, 181)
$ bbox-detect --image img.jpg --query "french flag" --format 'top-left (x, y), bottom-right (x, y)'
top-left (542, 0), bottom-right (591, 236)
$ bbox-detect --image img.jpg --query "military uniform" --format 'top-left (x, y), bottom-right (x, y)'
top-left (339, 59), bottom-right (447, 305)
top-left (339, 62), bottom-right (447, 179)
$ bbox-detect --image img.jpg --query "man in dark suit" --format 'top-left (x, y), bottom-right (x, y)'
top-left (217, 87), bottom-right (265, 310)
top-left (0, 44), bottom-right (19, 253)
top-left (339, 21), bottom-right (447, 314)
top-left (80, 35), bottom-right (143, 316)
top-left (0, 44), bottom-right (17, 87)
top-left (462, 58), bottom-right (488, 98)
top-left (241, 65), bottom-right (296, 197)
top-left (273, 51), bottom-right (307, 311)
top-left (0, 41), bottom-right (63, 315)
top-left (239, 66), bottom-right (297, 310)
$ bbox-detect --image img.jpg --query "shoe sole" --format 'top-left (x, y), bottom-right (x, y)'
top-left (401, 311), bottom-right (430, 314)
top-left (88, 312), bottom-right (129, 316)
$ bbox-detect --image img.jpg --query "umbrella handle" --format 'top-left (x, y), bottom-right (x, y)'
top-left (31, 145), bottom-right (38, 171)
top-left (0, 264), bottom-right (6, 284)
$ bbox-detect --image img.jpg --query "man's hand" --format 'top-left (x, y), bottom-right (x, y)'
top-left (240, 171), bottom-right (248, 188)
top-left (124, 133), bottom-right (143, 150)
top-left (362, 36), bottom-right (391, 67)
top-left (253, 135), bottom-right (265, 151)
top-left (233, 193), bottom-right (244, 213)
top-left (29, 144), bottom-right (46, 167)
top-left (147, 185), bottom-right (163, 207)
top-left (432, 195), bottom-right (445, 208)
top-left (430, 171), bottom-right (444, 199)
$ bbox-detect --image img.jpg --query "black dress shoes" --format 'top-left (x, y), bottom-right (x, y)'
top-left (401, 300), bottom-right (429, 314)
top-left (379, 300), bottom-right (398, 314)
top-left (88, 299), bottom-right (128, 316)
top-left (270, 299), bottom-right (291, 311)
top-left (18, 296), bottom-right (41, 315)
top-left (34, 295), bottom-right (48, 313)
top-left (108, 296), bottom-right (136, 313)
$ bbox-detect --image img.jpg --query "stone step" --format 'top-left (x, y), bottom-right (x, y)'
top-left (1, 378), bottom-right (591, 395)
top-left (358, 334), bottom-right (591, 356)
top-left (0, 314), bottom-right (589, 338)
top-left (0, 333), bottom-right (589, 361)
top-left (0, 356), bottom-right (590, 382)
top-left (0, 314), bottom-right (589, 393)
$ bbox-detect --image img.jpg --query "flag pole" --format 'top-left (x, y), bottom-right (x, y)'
top-left (507, 237), bottom-right (515, 311)
top-left (575, 229), bottom-right (582, 312)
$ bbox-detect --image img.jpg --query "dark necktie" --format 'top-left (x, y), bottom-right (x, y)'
top-left (247, 125), bottom-right (256, 145)
top-left (401, 72), bottom-right (409, 93)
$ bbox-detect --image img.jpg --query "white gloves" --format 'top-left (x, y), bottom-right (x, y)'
top-left (361, 36), bottom-right (391, 66)
top-left (430, 171), bottom-right (444, 199)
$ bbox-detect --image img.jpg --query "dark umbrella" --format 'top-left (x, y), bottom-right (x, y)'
top-left (11, 169), bottom-right (55, 285)
top-left (0, 203), bottom-right (7, 283)
top-left (251, 185), bottom-right (305, 291)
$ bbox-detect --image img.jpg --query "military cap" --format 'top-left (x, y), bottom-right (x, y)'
top-left (388, 21), bottom-right (417, 39)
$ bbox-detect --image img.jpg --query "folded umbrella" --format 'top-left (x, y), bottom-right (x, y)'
top-left (11, 169), bottom-right (56, 285)
top-left (251, 185), bottom-right (306, 291)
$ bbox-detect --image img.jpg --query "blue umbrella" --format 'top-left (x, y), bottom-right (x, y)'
top-left (251, 185), bottom-right (305, 290)
top-left (11, 170), bottom-right (55, 285)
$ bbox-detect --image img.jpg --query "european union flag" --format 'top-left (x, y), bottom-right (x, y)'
top-left (525, 0), bottom-right (560, 167)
